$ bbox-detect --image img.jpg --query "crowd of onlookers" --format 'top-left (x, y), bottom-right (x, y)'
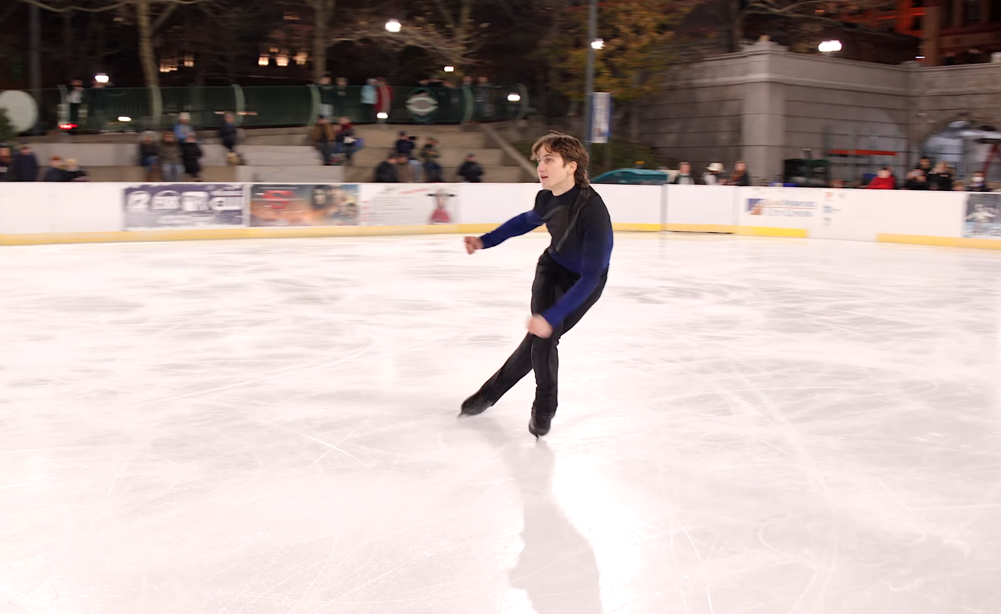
top-left (667, 161), bottom-right (752, 186)
top-left (861, 157), bottom-right (993, 192)
top-left (662, 157), bottom-right (994, 191)
top-left (0, 143), bottom-right (89, 182)
top-left (370, 130), bottom-right (484, 184)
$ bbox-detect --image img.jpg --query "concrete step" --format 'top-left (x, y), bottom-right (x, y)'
top-left (353, 130), bottom-right (486, 149)
top-left (28, 143), bottom-right (233, 167)
top-left (343, 164), bottom-right (523, 184)
top-left (242, 153), bottom-right (324, 166)
top-left (349, 148), bottom-right (504, 167)
top-left (235, 166), bottom-right (345, 183)
top-left (65, 165), bottom-right (238, 182)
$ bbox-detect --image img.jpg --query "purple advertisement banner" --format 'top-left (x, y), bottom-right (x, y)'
top-left (124, 184), bottom-right (245, 230)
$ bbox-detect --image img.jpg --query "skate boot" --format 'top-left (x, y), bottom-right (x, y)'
top-left (528, 409), bottom-right (552, 439)
top-left (459, 391), bottom-right (494, 417)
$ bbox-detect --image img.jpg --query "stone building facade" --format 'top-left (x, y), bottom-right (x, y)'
top-left (639, 40), bottom-right (1001, 184)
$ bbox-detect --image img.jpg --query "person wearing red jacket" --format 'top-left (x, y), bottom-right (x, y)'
top-left (868, 167), bottom-right (896, 189)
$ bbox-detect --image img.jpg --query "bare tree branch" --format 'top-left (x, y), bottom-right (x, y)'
top-left (18, 0), bottom-right (205, 13)
top-left (150, 2), bottom-right (176, 31)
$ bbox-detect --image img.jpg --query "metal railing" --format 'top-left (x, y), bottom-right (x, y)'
top-left (25, 83), bottom-right (529, 133)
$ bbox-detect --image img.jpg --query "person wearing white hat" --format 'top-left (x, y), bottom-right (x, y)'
top-left (702, 162), bottom-right (725, 185)
top-left (174, 112), bottom-right (195, 143)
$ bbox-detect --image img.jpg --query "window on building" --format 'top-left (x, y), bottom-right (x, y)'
top-left (965, 0), bottom-right (982, 23)
top-left (943, 0), bottom-right (955, 25)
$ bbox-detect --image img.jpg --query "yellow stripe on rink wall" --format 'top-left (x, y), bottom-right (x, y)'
top-left (877, 233), bottom-right (1001, 250)
top-left (664, 223), bottom-right (736, 234)
top-left (1, 223), bottom-right (660, 246)
top-left (735, 226), bottom-right (809, 238)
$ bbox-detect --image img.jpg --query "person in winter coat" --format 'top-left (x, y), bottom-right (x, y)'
top-left (0, 146), bottom-right (16, 181)
top-left (374, 152), bottom-right (399, 182)
top-left (43, 156), bottom-right (69, 181)
top-left (458, 153), bottom-right (484, 182)
top-left (63, 158), bottom-right (89, 181)
top-left (421, 137), bottom-right (443, 182)
top-left (180, 134), bottom-right (203, 181)
top-left (867, 167), bottom-right (896, 189)
top-left (174, 112), bottom-right (195, 142)
top-left (159, 132), bottom-right (183, 182)
top-left (929, 161), bottom-right (954, 191)
top-left (967, 171), bottom-right (990, 192)
top-left (138, 132), bottom-right (160, 181)
top-left (702, 162), bottom-right (725, 185)
top-left (361, 79), bottom-right (378, 122)
top-left (219, 112), bottom-right (238, 153)
top-left (395, 131), bottom-right (416, 159)
top-left (13, 144), bottom-right (40, 181)
top-left (903, 169), bottom-right (929, 190)
top-left (397, 154), bottom-right (414, 183)
top-left (670, 162), bottom-right (698, 185)
top-left (311, 116), bottom-right (336, 166)
top-left (729, 161), bottom-right (751, 186)
top-left (334, 117), bottom-right (356, 164)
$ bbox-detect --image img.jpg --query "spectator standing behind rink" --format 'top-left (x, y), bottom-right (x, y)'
top-left (160, 132), bottom-right (184, 182)
top-left (868, 167), bottom-right (896, 189)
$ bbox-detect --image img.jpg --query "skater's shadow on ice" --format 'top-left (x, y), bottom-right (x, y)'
top-left (465, 419), bottom-right (603, 614)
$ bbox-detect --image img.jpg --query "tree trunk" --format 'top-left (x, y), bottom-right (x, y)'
top-left (730, 1), bottom-right (745, 52)
top-left (629, 100), bottom-right (639, 142)
top-left (311, 1), bottom-right (331, 83)
top-left (135, 0), bottom-right (159, 88)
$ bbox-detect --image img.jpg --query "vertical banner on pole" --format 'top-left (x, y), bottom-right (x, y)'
top-left (591, 92), bottom-right (612, 144)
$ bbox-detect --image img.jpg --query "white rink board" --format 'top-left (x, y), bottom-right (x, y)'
top-left (666, 185), bottom-right (737, 226)
top-left (595, 184), bottom-right (662, 226)
top-left (0, 182), bottom-right (990, 247)
top-left (459, 183), bottom-right (538, 224)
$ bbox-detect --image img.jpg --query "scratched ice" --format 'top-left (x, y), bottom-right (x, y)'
top-left (1, 234), bottom-right (1000, 614)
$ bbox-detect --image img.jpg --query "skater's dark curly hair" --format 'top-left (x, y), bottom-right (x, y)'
top-left (531, 131), bottom-right (589, 187)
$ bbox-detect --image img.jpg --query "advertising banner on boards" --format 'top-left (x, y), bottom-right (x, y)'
top-left (123, 184), bottom-right (245, 229)
top-left (248, 184), bottom-right (361, 227)
top-left (358, 184), bottom-right (460, 226)
top-left (963, 193), bottom-right (1001, 240)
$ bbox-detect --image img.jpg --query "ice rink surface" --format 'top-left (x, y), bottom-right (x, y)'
top-left (2, 233), bottom-right (1001, 614)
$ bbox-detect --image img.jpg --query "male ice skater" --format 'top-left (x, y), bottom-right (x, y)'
top-left (461, 132), bottom-right (613, 437)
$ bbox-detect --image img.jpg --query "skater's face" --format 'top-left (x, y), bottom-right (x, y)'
top-left (536, 147), bottom-right (577, 192)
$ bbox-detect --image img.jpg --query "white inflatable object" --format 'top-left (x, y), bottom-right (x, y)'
top-left (0, 90), bottom-right (39, 134)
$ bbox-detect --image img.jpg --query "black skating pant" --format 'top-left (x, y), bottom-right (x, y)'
top-left (477, 251), bottom-right (608, 419)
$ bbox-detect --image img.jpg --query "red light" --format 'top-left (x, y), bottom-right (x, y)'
top-left (60, 123), bottom-right (77, 130)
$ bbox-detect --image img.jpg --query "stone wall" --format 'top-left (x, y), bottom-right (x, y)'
top-left (638, 41), bottom-right (1001, 184)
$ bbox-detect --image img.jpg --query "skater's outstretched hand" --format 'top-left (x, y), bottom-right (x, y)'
top-left (527, 315), bottom-right (553, 339)
top-left (464, 236), bottom-right (484, 254)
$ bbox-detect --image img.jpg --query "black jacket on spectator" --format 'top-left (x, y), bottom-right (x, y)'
top-left (64, 168), bottom-right (88, 181)
top-left (395, 138), bottom-right (416, 159)
top-left (904, 178), bottom-right (930, 190)
top-left (181, 142), bottom-right (202, 175)
top-left (219, 121), bottom-right (238, 150)
top-left (44, 167), bottom-right (69, 182)
top-left (730, 172), bottom-right (751, 186)
top-left (930, 171), bottom-right (954, 191)
top-left (138, 142), bottom-right (159, 163)
top-left (0, 157), bottom-right (13, 181)
top-left (13, 152), bottom-right (39, 181)
top-left (374, 160), bottom-right (399, 182)
top-left (458, 160), bottom-right (484, 183)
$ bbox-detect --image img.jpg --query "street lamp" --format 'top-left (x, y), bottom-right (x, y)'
top-left (508, 93), bottom-right (521, 102)
top-left (94, 73), bottom-right (110, 84)
top-left (818, 40), bottom-right (842, 53)
top-left (591, 38), bottom-right (604, 50)
top-left (582, 0), bottom-right (598, 163)
top-left (444, 66), bottom-right (455, 73)
top-left (386, 19), bottom-right (401, 33)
